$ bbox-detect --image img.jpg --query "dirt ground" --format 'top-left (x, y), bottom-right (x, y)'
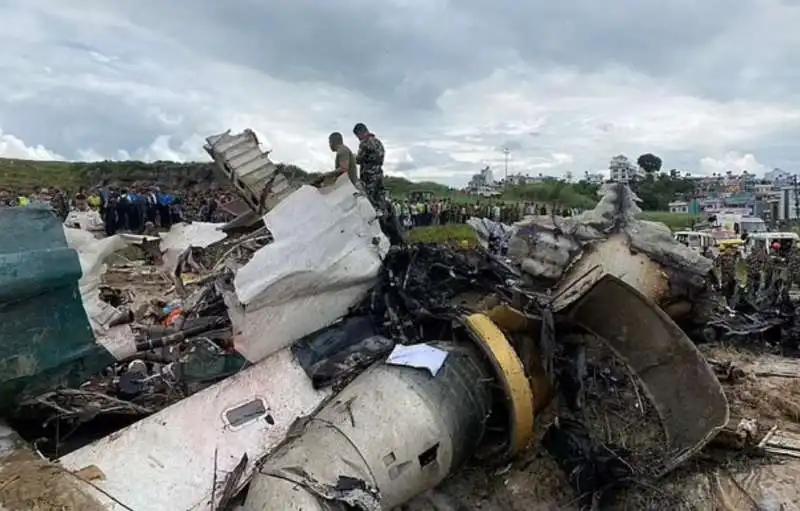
top-left (403, 345), bottom-right (800, 511)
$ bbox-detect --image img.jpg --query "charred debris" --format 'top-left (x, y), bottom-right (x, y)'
top-left (2, 134), bottom-right (800, 509)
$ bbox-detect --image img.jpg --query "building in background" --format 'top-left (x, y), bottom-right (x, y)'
top-left (608, 155), bottom-right (642, 183)
top-left (466, 166), bottom-right (501, 196)
top-left (582, 172), bottom-right (606, 185)
top-left (775, 186), bottom-right (800, 221)
top-left (501, 173), bottom-right (549, 186)
top-left (764, 168), bottom-right (793, 185)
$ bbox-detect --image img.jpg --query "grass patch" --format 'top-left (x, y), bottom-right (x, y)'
top-left (407, 225), bottom-right (479, 247)
top-left (0, 159), bottom-right (81, 192)
top-left (637, 211), bottom-right (700, 231)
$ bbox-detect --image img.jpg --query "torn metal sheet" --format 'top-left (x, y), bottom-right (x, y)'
top-left (494, 183), bottom-right (713, 314)
top-left (0, 207), bottom-right (230, 411)
top-left (0, 206), bottom-right (116, 410)
top-left (64, 227), bottom-right (157, 361)
top-left (157, 221), bottom-right (227, 273)
top-left (466, 217), bottom-right (514, 253)
top-left (204, 129), bottom-right (296, 214)
top-left (564, 274), bottom-right (730, 474)
top-left (245, 343), bottom-right (493, 510)
top-left (228, 174), bottom-right (390, 364)
top-left (58, 347), bottom-right (331, 511)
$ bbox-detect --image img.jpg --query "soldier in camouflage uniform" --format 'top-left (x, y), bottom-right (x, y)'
top-left (353, 122), bottom-right (406, 245)
top-left (745, 245), bottom-right (768, 296)
top-left (716, 246), bottom-right (738, 298)
top-left (353, 123), bottom-right (386, 213)
top-left (789, 246), bottom-right (800, 289)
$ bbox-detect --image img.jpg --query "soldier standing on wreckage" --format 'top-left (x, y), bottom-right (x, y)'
top-left (328, 131), bottom-right (358, 188)
top-left (353, 122), bottom-right (406, 245)
top-left (353, 122), bottom-right (385, 208)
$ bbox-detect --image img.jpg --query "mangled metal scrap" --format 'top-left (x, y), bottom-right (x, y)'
top-left (482, 183), bottom-right (716, 320)
top-left (204, 129), bottom-right (297, 216)
top-left (46, 176), bottom-right (388, 511)
top-left (2, 136), bottom-right (776, 511)
top-left (464, 183), bottom-right (730, 499)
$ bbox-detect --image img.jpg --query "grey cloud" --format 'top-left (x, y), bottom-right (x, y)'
top-left (498, 140), bottom-right (524, 152)
top-left (407, 145), bottom-right (457, 167)
top-left (2, 0), bottom-right (800, 183)
top-left (84, 0), bottom-right (786, 109)
top-left (394, 162), bottom-right (418, 172)
top-left (0, 97), bottom-right (169, 158)
top-left (85, 0), bottom-right (502, 111)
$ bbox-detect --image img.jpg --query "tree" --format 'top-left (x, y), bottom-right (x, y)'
top-left (637, 153), bottom-right (663, 174)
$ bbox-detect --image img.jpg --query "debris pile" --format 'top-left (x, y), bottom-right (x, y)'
top-left (2, 131), bottom-right (800, 510)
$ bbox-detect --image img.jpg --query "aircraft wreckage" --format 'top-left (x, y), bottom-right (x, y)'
top-left (1, 130), bottom-right (799, 510)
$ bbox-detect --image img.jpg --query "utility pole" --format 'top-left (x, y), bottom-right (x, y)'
top-left (794, 174), bottom-right (799, 221)
top-left (503, 147), bottom-right (510, 188)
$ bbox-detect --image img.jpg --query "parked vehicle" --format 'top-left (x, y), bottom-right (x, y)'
top-left (674, 230), bottom-right (717, 258)
top-left (743, 231), bottom-right (799, 258)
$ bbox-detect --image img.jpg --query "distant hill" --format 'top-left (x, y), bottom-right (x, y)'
top-left (0, 157), bottom-right (454, 197)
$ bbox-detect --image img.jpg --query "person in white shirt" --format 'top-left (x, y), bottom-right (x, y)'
top-left (64, 193), bottom-right (105, 233)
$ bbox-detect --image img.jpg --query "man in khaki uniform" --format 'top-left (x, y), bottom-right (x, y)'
top-left (328, 132), bottom-right (358, 187)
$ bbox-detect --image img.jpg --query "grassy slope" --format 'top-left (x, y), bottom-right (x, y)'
top-left (0, 159), bottom-right (82, 191)
top-left (637, 211), bottom-right (699, 230)
top-left (0, 157), bottom-right (455, 197)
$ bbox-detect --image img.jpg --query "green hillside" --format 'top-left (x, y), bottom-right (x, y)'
top-left (0, 157), bottom-right (456, 197)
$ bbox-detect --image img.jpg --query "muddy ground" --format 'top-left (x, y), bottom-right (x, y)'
top-left (403, 344), bottom-right (800, 511)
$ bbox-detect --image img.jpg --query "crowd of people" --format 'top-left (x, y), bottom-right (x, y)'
top-left (1, 186), bottom-right (236, 235)
top-left (392, 198), bottom-right (579, 228)
top-left (2, 182), bottom-right (583, 235)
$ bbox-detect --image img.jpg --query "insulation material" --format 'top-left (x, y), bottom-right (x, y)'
top-left (230, 175), bottom-right (390, 364)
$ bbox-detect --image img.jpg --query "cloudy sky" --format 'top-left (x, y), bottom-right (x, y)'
top-left (2, 0), bottom-right (800, 186)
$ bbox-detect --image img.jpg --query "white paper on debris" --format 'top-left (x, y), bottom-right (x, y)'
top-left (386, 344), bottom-right (448, 376)
top-left (231, 174), bottom-right (390, 364)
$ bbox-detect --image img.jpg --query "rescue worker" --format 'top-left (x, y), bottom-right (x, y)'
top-left (51, 190), bottom-right (69, 221)
top-left (104, 191), bottom-right (119, 236)
top-left (789, 245), bottom-right (800, 288)
top-left (117, 188), bottom-right (130, 231)
top-left (716, 245), bottom-right (738, 297)
top-left (745, 244), bottom-right (768, 296)
top-left (353, 122), bottom-right (385, 211)
top-left (765, 241), bottom-right (785, 291)
top-left (353, 122), bottom-right (405, 245)
top-left (328, 132), bottom-right (358, 188)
